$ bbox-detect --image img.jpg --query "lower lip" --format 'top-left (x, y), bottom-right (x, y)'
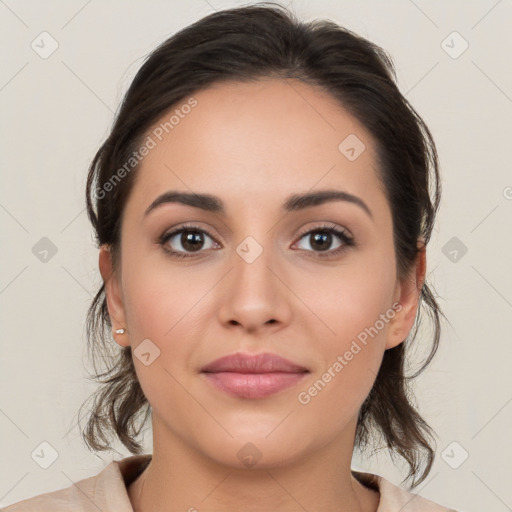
top-left (202, 371), bottom-right (308, 399)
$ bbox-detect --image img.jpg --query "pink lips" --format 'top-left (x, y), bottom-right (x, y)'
top-left (201, 352), bottom-right (309, 399)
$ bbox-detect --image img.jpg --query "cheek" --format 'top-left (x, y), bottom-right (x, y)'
top-left (120, 258), bottom-right (210, 411)
top-left (122, 246), bottom-right (211, 337)
top-left (295, 252), bottom-right (395, 402)
top-left (294, 280), bottom-right (392, 428)
top-left (307, 254), bottom-right (396, 346)
top-left (119, 248), bottom-right (203, 374)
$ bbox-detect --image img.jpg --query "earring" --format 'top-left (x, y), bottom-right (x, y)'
top-left (115, 328), bottom-right (126, 334)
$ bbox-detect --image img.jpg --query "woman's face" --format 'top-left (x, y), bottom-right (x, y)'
top-left (101, 78), bottom-right (422, 468)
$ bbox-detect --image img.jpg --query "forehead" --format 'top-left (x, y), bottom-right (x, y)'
top-left (128, 78), bottom-right (386, 219)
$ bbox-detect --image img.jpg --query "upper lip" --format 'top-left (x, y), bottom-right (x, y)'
top-left (201, 352), bottom-right (309, 374)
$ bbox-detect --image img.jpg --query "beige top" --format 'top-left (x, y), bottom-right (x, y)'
top-left (2, 454), bottom-right (457, 511)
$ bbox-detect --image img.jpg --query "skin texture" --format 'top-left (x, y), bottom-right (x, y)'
top-left (99, 78), bottom-right (426, 512)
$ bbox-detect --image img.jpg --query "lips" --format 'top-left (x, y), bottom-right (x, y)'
top-left (201, 352), bottom-right (309, 399)
top-left (201, 352), bottom-right (309, 374)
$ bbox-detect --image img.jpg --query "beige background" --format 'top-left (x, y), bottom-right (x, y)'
top-left (1, 1), bottom-right (511, 510)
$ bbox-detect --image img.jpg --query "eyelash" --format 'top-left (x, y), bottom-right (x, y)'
top-left (158, 223), bottom-right (355, 259)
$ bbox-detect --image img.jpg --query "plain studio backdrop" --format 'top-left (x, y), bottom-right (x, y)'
top-left (0, 1), bottom-right (511, 511)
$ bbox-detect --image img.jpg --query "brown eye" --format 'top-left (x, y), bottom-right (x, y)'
top-left (177, 230), bottom-right (206, 252)
top-left (294, 224), bottom-right (354, 258)
top-left (302, 231), bottom-right (337, 252)
top-left (159, 225), bottom-right (219, 258)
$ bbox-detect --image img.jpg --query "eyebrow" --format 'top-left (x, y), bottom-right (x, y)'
top-left (144, 189), bottom-right (373, 219)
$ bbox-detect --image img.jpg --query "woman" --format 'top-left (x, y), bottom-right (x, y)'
top-left (4, 3), bottom-right (459, 511)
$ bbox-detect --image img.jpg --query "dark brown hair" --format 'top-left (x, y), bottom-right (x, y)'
top-left (78, 2), bottom-right (443, 489)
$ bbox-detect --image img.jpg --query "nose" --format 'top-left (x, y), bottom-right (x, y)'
top-left (216, 238), bottom-right (292, 335)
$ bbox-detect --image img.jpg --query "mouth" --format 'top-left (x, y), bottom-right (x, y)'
top-left (200, 352), bottom-right (310, 399)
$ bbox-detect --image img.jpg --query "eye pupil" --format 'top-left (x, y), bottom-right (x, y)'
top-left (311, 232), bottom-right (331, 251)
top-left (182, 231), bottom-right (204, 252)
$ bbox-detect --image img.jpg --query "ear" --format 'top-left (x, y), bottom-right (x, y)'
top-left (385, 243), bottom-right (427, 350)
top-left (99, 244), bottom-right (130, 348)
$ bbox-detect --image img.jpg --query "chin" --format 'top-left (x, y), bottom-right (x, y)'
top-left (197, 430), bottom-right (311, 470)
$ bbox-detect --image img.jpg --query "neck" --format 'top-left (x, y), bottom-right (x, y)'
top-left (128, 416), bottom-right (380, 512)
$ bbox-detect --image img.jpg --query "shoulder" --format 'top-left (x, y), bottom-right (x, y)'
top-left (1, 455), bottom-right (151, 512)
top-left (372, 472), bottom-right (459, 512)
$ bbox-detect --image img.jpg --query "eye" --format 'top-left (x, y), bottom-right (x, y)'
top-left (293, 223), bottom-right (354, 258)
top-left (159, 224), bottom-right (219, 258)
top-left (159, 222), bottom-right (354, 259)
